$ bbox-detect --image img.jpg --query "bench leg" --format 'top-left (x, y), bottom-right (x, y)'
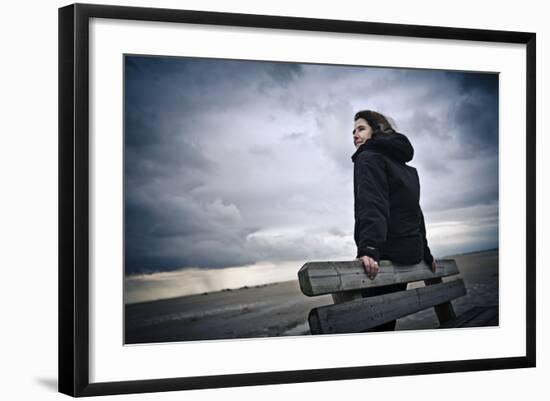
top-left (424, 277), bottom-right (457, 324)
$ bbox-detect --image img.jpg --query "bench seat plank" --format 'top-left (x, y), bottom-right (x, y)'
top-left (299, 259), bottom-right (459, 297)
top-left (309, 279), bottom-right (466, 334)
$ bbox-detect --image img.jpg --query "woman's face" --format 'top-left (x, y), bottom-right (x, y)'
top-left (353, 118), bottom-right (373, 149)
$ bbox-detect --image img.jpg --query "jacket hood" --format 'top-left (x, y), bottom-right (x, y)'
top-left (352, 130), bottom-right (414, 163)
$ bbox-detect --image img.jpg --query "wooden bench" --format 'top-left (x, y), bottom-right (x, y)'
top-left (297, 259), bottom-right (498, 334)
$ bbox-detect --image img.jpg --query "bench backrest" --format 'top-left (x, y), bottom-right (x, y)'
top-left (298, 259), bottom-right (466, 334)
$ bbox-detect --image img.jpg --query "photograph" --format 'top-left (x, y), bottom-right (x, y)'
top-left (123, 55), bottom-right (499, 344)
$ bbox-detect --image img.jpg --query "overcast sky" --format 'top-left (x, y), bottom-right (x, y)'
top-left (124, 55), bottom-right (498, 276)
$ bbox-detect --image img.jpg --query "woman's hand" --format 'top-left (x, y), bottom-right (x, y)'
top-left (359, 255), bottom-right (379, 280)
top-left (431, 260), bottom-right (437, 273)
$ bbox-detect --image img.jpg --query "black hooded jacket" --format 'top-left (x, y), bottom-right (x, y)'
top-left (352, 130), bottom-right (434, 266)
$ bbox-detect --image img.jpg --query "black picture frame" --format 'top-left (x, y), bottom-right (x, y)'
top-left (59, 2), bottom-right (536, 397)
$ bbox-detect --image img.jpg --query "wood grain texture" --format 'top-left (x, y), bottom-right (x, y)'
top-left (298, 259), bottom-right (458, 296)
top-left (309, 279), bottom-right (466, 334)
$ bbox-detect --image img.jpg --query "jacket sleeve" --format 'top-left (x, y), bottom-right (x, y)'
top-left (354, 152), bottom-right (390, 262)
top-left (419, 205), bottom-right (434, 266)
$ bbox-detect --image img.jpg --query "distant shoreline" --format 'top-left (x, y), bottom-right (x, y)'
top-left (441, 247), bottom-right (498, 258)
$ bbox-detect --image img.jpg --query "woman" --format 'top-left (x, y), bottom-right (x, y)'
top-left (351, 110), bottom-right (436, 331)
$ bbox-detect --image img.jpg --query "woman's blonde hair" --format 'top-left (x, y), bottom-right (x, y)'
top-left (354, 110), bottom-right (397, 135)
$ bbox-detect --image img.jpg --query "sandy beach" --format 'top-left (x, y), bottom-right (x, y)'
top-left (125, 249), bottom-right (498, 344)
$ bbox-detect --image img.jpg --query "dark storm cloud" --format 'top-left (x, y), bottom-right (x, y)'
top-left (447, 72), bottom-right (499, 158)
top-left (124, 57), bottom-right (313, 274)
top-left (125, 139), bottom-right (217, 183)
top-left (125, 55), bottom-right (278, 122)
top-left (124, 56), bottom-right (499, 275)
top-left (125, 193), bottom-right (258, 273)
top-left (390, 70), bottom-right (498, 161)
top-left (450, 90), bottom-right (499, 155)
top-left (454, 71), bottom-right (499, 94)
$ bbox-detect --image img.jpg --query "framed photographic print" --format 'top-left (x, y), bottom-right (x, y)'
top-left (58, 2), bottom-right (536, 397)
